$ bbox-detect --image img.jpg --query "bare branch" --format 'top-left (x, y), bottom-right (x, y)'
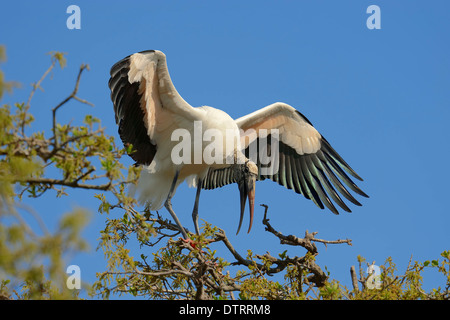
top-left (52, 64), bottom-right (93, 148)
top-left (24, 177), bottom-right (111, 191)
top-left (25, 59), bottom-right (56, 111)
top-left (260, 204), bottom-right (352, 253)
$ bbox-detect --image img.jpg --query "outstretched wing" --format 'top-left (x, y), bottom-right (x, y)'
top-left (205, 102), bottom-right (368, 214)
top-left (202, 166), bottom-right (237, 190)
top-left (108, 50), bottom-right (202, 165)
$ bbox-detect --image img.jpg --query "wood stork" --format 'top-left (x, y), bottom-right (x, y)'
top-left (108, 50), bottom-right (368, 239)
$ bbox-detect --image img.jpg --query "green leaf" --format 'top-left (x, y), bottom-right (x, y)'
top-left (279, 250), bottom-right (287, 259)
top-left (48, 51), bottom-right (67, 69)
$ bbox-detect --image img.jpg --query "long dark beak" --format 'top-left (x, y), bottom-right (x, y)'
top-left (237, 176), bottom-right (256, 235)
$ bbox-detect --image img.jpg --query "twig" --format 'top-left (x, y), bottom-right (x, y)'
top-left (214, 229), bottom-right (258, 268)
top-left (52, 64), bottom-right (93, 148)
top-left (260, 204), bottom-right (352, 253)
top-left (24, 177), bottom-right (111, 191)
top-left (25, 59), bottom-right (56, 109)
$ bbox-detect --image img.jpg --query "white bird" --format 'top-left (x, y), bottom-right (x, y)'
top-left (108, 50), bottom-right (368, 239)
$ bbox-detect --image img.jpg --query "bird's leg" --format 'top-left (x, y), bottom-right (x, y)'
top-left (164, 170), bottom-right (189, 239)
top-left (192, 178), bottom-right (203, 235)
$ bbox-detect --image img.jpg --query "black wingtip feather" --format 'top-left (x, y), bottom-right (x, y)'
top-left (108, 52), bottom-right (157, 166)
top-left (321, 137), bottom-right (364, 182)
top-left (250, 133), bottom-right (368, 215)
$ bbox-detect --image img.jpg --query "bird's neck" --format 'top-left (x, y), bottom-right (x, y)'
top-left (233, 150), bottom-right (248, 166)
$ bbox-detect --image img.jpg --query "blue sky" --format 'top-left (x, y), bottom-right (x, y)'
top-left (1, 1), bottom-right (449, 298)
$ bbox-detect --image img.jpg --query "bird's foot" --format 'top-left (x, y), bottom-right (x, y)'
top-left (180, 237), bottom-right (199, 250)
top-left (179, 237), bottom-right (209, 254)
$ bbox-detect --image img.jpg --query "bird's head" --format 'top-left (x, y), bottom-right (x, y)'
top-left (235, 160), bottom-right (258, 235)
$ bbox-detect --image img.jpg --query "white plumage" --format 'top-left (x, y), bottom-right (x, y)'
top-left (135, 105), bottom-right (240, 211)
top-left (108, 50), bottom-right (368, 238)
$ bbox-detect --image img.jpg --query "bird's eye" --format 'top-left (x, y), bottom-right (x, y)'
top-left (244, 166), bottom-right (249, 173)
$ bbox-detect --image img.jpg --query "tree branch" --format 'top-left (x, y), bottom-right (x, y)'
top-left (52, 64), bottom-right (93, 149)
top-left (24, 177), bottom-right (111, 191)
top-left (261, 204), bottom-right (352, 253)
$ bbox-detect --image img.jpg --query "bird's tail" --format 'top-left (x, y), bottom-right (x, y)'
top-left (130, 167), bottom-right (175, 210)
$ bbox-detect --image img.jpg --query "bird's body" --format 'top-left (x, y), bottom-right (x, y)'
top-left (136, 105), bottom-right (242, 211)
top-left (108, 50), bottom-right (368, 238)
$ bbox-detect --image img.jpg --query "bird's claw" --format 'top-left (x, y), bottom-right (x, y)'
top-left (180, 237), bottom-right (198, 249)
top-left (178, 237), bottom-right (208, 254)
